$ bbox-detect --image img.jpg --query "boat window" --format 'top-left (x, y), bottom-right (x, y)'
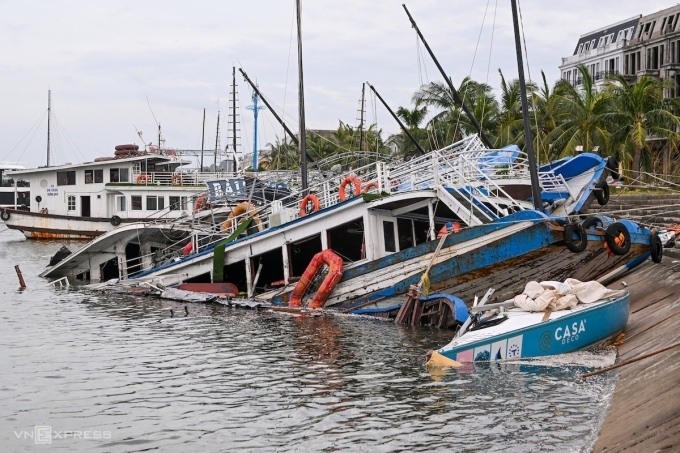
top-left (94, 169), bottom-right (103, 183)
top-left (67, 195), bottom-right (76, 211)
top-left (397, 218), bottom-right (415, 250)
top-left (169, 196), bottom-right (188, 211)
top-left (383, 221), bottom-right (396, 253)
top-left (288, 234), bottom-right (322, 278)
top-left (146, 195), bottom-right (165, 211)
top-left (250, 249), bottom-right (285, 295)
top-left (327, 218), bottom-right (364, 262)
top-left (85, 170), bottom-right (94, 184)
top-left (56, 171), bottom-right (76, 186)
top-left (116, 195), bottom-right (127, 212)
top-left (131, 195), bottom-right (142, 211)
top-left (109, 168), bottom-right (130, 183)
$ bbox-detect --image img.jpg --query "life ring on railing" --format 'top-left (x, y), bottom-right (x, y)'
top-left (181, 241), bottom-right (193, 256)
top-left (564, 222), bottom-right (588, 253)
top-left (363, 180), bottom-right (380, 194)
top-left (110, 215), bottom-right (121, 226)
top-left (194, 195), bottom-right (207, 212)
top-left (594, 180), bottom-right (609, 205)
top-left (220, 201), bottom-right (264, 233)
top-left (650, 231), bottom-right (663, 263)
top-left (136, 173), bottom-right (150, 184)
top-left (289, 249), bottom-right (344, 309)
top-left (171, 173), bottom-right (183, 185)
top-left (604, 222), bottom-right (631, 256)
top-left (0, 210), bottom-right (9, 221)
top-left (299, 194), bottom-right (320, 217)
top-left (339, 176), bottom-right (362, 201)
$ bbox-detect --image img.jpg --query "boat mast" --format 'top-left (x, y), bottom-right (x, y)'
top-left (359, 83), bottom-right (365, 151)
top-left (46, 89), bottom-right (51, 167)
top-left (248, 89), bottom-right (264, 171)
top-left (200, 108), bottom-right (206, 170)
top-left (297, 0), bottom-right (308, 190)
top-left (511, 0), bottom-right (543, 210)
top-left (401, 4), bottom-right (493, 149)
top-left (232, 66), bottom-right (238, 171)
top-left (367, 82), bottom-right (426, 155)
top-left (214, 111), bottom-right (220, 169)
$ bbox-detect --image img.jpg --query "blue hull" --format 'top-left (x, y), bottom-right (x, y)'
top-left (437, 293), bottom-right (630, 362)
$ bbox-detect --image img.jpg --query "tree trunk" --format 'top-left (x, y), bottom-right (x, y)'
top-left (632, 144), bottom-right (642, 184)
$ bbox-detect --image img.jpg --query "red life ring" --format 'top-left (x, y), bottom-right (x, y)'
top-left (136, 173), bottom-right (150, 184)
top-left (194, 195), bottom-right (207, 212)
top-left (289, 249), bottom-right (344, 309)
top-left (299, 194), bottom-right (320, 217)
top-left (339, 176), bottom-right (362, 201)
top-left (171, 173), bottom-right (183, 185)
top-left (363, 180), bottom-right (380, 193)
top-left (181, 241), bottom-right (193, 256)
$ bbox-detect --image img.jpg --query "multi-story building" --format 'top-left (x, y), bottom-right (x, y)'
top-left (560, 5), bottom-right (680, 99)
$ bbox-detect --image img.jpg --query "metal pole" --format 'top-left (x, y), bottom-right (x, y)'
top-left (297, 0), bottom-right (308, 190)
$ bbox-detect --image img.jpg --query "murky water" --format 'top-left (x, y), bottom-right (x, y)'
top-left (0, 226), bottom-right (617, 452)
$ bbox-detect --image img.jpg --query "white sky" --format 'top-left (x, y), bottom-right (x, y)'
top-left (0, 0), bottom-right (675, 168)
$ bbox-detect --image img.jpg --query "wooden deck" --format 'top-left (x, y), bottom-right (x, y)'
top-left (594, 255), bottom-right (680, 452)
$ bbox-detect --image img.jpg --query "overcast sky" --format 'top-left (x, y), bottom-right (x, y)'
top-left (0, 0), bottom-right (675, 168)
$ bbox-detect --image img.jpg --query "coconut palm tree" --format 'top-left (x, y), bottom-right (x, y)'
top-left (603, 74), bottom-right (680, 180)
top-left (547, 65), bottom-right (612, 157)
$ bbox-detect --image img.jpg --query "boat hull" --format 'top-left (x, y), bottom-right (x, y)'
top-left (436, 292), bottom-right (630, 363)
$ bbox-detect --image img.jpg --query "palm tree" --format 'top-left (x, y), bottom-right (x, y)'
top-left (603, 74), bottom-right (680, 180)
top-left (395, 101), bottom-right (428, 158)
top-left (547, 65), bottom-right (612, 157)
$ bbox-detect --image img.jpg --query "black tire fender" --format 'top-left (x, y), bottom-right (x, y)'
top-left (650, 232), bottom-right (663, 263)
top-left (595, 180), bottom-right (609, 205)
top-left (0, 210), bottom-right (9, 221)
top-left (564, 222), bottom-right (588, 253)
top-left (581, 216), bottom-right (604, 231)
top-left (111, 215), bottom-right (122, 226)
top-left (605, 222), bottom-right (631, 255)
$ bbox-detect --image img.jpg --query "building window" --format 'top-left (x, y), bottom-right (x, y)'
top-left (131, 195), bottom-right (142, 211)
top-left (85, 170), bottom-right (93, 184)
top-left (110, 168), bottom-right (130, 183)
top-left (116, 195), bottom-right (127, 212)
top-left (169, 196), bottom-right (188, 210)
top-left (67, 195), bottom-right (76, 211)
top-left (56, 171), bottom-right (76, 186)
top-left (146, 195), bottom-right (165, 211)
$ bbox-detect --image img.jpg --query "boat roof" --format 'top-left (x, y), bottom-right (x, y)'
top-left (6, 154), bottom-right (179, 176)
top-left (0, 162), bottom-right (27, 171)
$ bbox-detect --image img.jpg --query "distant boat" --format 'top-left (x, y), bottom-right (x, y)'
top-left (0, 162), bottom-right (29, 211)
top-left (426, 280), bottom-right (630, 366)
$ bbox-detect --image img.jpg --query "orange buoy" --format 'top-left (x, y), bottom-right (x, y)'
top-left (299, 194), bottom-right (321, 217)
top-left (289, 249), bottom-right (344, 309)
top-left (339, 176), bottom-right (362, 201)
top-left (363, 180), bottom-right (380, 193)
top-left (220, 202), bottom-right (264, 232)
top-left (136, 173), bottom-right (150, 184)
top-left (171, 173), bottom-right (183, 185)
top-left (194, 195), bottom-right (207, 212)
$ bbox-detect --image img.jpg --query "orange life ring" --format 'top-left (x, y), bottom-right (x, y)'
top-left (339, 176), bottom-right (362, 201)
top-left (363, 180), bottom-right (380, 193)
top-left (171, 173), bottom-right (183, 185)
top-left (299, 194), bottom-right (320, 217)
top-left (181, 241), bottom-right (193, 256)
top-left (220, 201), bottom-right (264, 232)
top-left (194, 195), bottom-right (207, 212)
top-left (289, 249), bottom-right (344, 309)
top-left (136, 173), bottom-right (150, 184)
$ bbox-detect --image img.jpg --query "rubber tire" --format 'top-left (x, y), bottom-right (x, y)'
top-left (564, 222), bottom-right (588, 253)
top-left (581, 216), bottom-right (604, 231)
top-left (650, 232), bottom-right (663, 263)
top-left (605, 222), bottom-right (631, 256)
top-left (111, 215), bottom-right (122, 226)
top-left (595, 180), bottom-right (609, 205)
top-left (0, 210), bottom-right (9, 221)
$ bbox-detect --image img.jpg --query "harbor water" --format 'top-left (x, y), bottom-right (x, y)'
top-left (0, 227), bottom-right (617, 452)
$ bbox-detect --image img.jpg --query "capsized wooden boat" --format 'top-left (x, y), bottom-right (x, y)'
top-left (426, 280), bottom-right (630, 367)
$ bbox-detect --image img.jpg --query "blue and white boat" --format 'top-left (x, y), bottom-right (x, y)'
top-left (426, 281), bottom-right (630, 366)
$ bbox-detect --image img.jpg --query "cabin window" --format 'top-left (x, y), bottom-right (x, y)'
top-left (85, 170), bottom-right (93, 184)
top-left (383, 221), bottom-right (396, 253)
top-left (288, 234), bottom-right (323, 278)
top-left (67, 195), bottom-right (76, 211)
top-left (131, 195), bottom-right (142, 211)
top-left (84, 169), bottom-right (103, 184)
top-left (327, 218), bottom-right (364, 262)
top-left (146, 195), bottom-right (165, 211)
top-left (56, 171), bottom-right (76, 186)
top-left (116, 195), bottom-right (127, 212)
top-left (110, 168), bottom-right (130, 183)
top-left (169, 196), bottom-right (188, 210)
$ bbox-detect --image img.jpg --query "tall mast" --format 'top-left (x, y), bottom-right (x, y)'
top-left (200, 108), bottom-right (206, 170)
top-left (248, 88), bottom-right (264, 171)
top-left (232, 66), bottom-right (238, 171)
top-left (214, 111), bottom-right (220, 169)
top-left (296, 0), bottom-right (308, 190)
top-left (401, 4), bottom-right (492, 149)
top-left (511, 0), bottom-right (542, 210)
top-left (359, 83), bottom-right (365, 151)
top-left (46, 90), bottom-right (51, 167)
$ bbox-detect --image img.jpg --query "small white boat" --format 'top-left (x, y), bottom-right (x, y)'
top-left (426, 279), bottom-right (630, 366)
